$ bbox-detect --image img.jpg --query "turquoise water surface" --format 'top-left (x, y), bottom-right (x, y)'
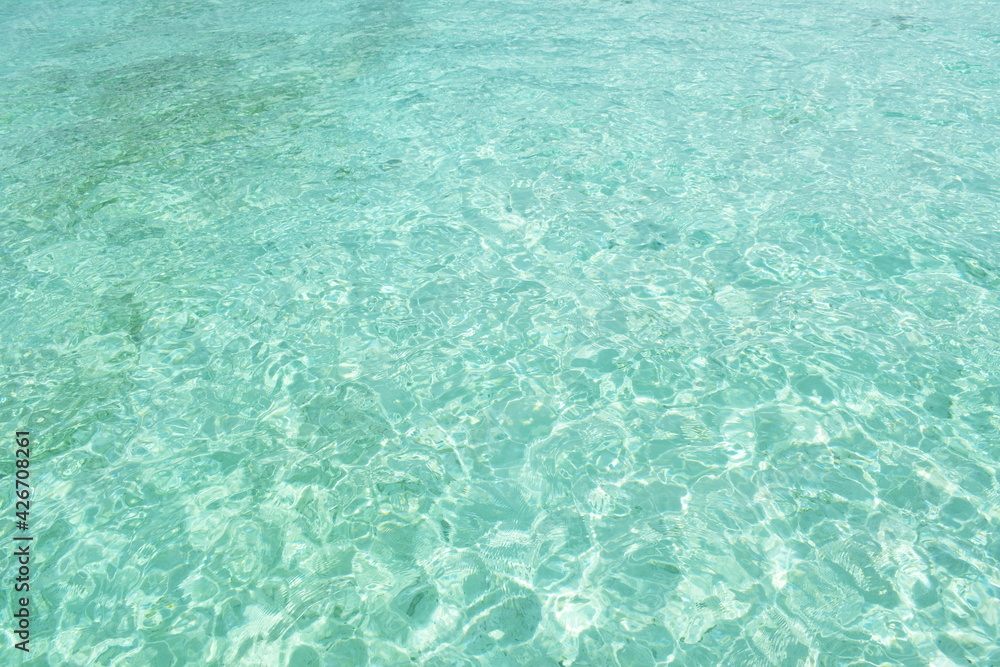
top-left (2, 0), bottom-right (1000, 664)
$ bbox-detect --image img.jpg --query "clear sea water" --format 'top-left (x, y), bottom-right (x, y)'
top-left (2, 0), bottom-right (999, 664)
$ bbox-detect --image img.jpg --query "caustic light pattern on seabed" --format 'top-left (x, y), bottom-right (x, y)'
top-left (2, 0), bottom-right (1000, 664)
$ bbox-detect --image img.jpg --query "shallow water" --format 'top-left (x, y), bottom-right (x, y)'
top-left (2, 0), bottom-right (1000, 664)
